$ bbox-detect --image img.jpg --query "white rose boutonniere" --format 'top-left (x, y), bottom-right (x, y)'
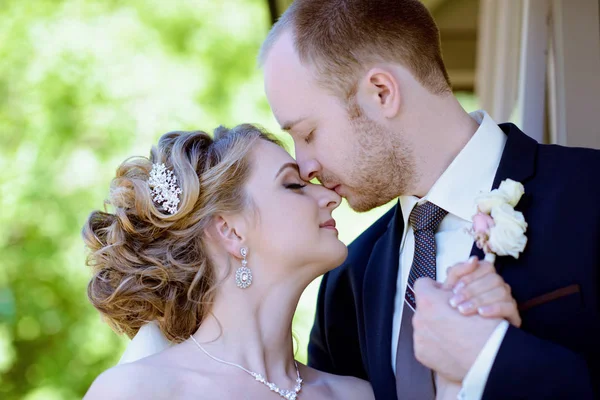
top-left (471, 179), bottom-right (528, 262)
top-left (476, 178), bottom-right (525, 213)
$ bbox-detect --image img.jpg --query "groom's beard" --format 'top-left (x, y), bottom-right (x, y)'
top-left (343, 112), bottom-right (416, 212)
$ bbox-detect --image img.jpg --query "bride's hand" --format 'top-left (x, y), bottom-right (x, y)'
top-left (443, 257), bottom-right (521, 327)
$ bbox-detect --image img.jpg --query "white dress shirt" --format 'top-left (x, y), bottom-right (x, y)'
top-left (391, 110), bottom-right (510, 399)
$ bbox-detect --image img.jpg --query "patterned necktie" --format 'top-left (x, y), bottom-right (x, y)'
top-left (405, 201), bottom-right (448, 310)
top-left (396, 201), bottom-right (448, 400)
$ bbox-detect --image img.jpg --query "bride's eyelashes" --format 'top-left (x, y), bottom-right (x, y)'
top-left (284, 182), bottom-right (307, 191)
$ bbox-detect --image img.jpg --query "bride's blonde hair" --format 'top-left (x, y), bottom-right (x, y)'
top-left (82, 124), bottom-right (281, 342)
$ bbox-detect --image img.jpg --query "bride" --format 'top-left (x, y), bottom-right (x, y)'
top-left (82, 124), bottom-right (520, 399)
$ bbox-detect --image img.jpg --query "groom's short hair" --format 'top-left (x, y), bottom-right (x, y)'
top-left (260, 0), bottom-right (452, 99)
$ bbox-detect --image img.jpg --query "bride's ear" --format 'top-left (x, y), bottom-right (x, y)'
top-left (207, 215), bottom-right (247, 257)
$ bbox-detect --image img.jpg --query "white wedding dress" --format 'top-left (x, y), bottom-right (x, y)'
top-left (118, 321), bottom-right (172, 364)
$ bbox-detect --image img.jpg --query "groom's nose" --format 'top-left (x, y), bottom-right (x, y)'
top-left (297, 157), bottom-right (321, 182)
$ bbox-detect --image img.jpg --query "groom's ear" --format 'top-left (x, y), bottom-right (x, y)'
top-left (359, 67), bottom-right (401, 119)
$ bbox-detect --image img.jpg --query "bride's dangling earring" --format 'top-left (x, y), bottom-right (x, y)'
top-left (235, 247), bottom-right (252, 289)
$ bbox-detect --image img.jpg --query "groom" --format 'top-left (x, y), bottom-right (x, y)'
top-left (260, 0), bottom-right (599, 399)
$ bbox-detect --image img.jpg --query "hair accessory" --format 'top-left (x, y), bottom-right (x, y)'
top-left (148, 163), bottom-right (182, 214)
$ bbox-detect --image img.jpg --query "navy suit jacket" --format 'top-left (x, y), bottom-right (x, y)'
top-left (307, 124), bottom-right (600, 399)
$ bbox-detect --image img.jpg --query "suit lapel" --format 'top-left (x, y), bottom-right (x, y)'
top-left (470, 123), bottom-right (538, 271)
top-left (360, 124), bottom-right (537, 395)
top-left (362, 203), bottom-right (404, 397)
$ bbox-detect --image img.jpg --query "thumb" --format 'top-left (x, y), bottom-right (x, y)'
top-left (413, 277), bottom-right (437, 293)
top-left (414, 277), bottom-right (443, 309)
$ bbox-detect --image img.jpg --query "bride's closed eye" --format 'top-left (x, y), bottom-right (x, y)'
top-left (284, 182), bottom-right (307, 191)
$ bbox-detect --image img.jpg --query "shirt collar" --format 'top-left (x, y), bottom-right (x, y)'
top-left (400, 110), bottom-right (507, 229)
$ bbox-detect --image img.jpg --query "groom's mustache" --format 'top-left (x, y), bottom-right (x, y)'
top-left (313, 173), bottom-right (338, 190)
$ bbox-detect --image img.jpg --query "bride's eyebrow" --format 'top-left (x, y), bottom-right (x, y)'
top-left (274, 162), bottom-right (300, 179)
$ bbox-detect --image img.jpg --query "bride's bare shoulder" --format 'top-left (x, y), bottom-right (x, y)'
top-left (84, 362), bottom-right (171, 400)
top-left (84, 363), bottom-right (155, 399)
top-left (83, 359), bottom-right (196, 400)
top-left (300, 364), bottom-right (375, 400)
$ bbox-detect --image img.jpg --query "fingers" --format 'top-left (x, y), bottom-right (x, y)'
top-left (478, 301), bottom-right (522, 327)
top-left (451, 261), bottom-right (496, 293)
top-left (451, 286), bottom-right (508, 314)
top-left (443, 256), bottom-right (479, 289)
top-left (448, 269), bottom-right (521, 327)
top-left (449, 273), bottom-right (508, 308)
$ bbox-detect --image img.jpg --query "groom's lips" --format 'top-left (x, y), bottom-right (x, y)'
top-left (323, 182), bottom-right (343, 196)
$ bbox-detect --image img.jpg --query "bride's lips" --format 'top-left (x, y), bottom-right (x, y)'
top-left (320, 218), bottom-right (337, 231)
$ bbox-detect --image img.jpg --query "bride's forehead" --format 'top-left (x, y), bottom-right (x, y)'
top-left (251, 140), bottom-right (294, 169)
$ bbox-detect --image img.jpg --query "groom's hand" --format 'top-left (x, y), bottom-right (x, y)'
top-left (412, 277), bottom-right (502, 381)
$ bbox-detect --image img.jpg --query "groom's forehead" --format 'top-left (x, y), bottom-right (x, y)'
top-left (264, 33), bottom-right (330, 126)
top-left (264, 33), bottom-right (316, 93)
top-left (264, 30), bottom-right (298, 68)
top-left (264, 57), bottom-right (310, 94)
top-left (265, 73), bottom-right (317, 127)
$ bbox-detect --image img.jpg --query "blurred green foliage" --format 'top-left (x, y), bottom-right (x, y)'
top-left (0, 1), bottom-right (279, 398)
top-left (0, 1), bottom-right (477, 398)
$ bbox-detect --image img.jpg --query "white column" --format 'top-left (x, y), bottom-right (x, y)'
top-left (514, 0), bottom-right (551, 143)
top-left (476, 0), bottom-right (523, 123)
top-left (548, 0), bottom-right (600, 148)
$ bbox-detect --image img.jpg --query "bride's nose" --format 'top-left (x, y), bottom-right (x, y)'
top-left (315, 185), bottom-right (341, 211)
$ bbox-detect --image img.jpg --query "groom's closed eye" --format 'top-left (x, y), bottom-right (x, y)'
top-left (304, 129), bottom-right (315, 144)
top-left (280, 116), bottom-right (308, 134)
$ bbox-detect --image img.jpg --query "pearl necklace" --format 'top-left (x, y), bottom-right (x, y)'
top-left (189, 335), bottom-right (303, 400)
